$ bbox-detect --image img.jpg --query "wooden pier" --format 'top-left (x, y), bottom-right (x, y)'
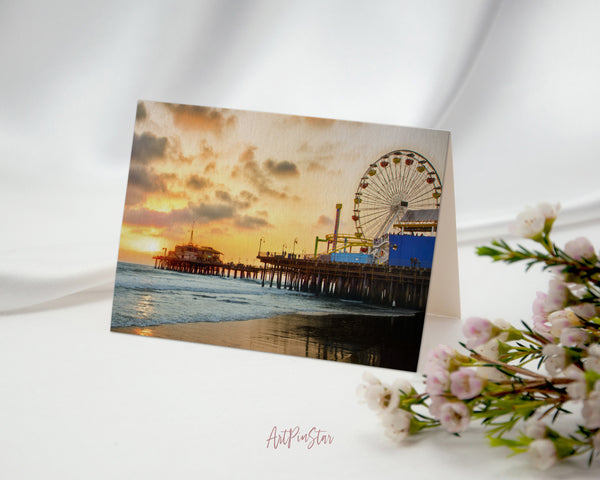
top-left (256, 255), bottom-right (430, 309)
top-left (152, 253), bottom-right (431, 309)
top-left (153, 255), bottom-right (262, 280)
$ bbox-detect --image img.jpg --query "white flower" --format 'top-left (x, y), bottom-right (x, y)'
top-left (462, 317), bottom-right (496, 349)
top-left (565, 365), bottom-right (587, 400)
top-left (536, 202), bottom-right (560, 221)
top-left (547, 309), bottom-right (580, 337)
top-left (524, 418), bottom-right (547, 439)
top-left (391, 378), bottom-right (412, 395)
top-left (357, 372), bottom-right (399, 413)
top-left (362, 371), bottom-right (381, 386)
top-left (439, 401), bottom-right (471, 433)
top-left (494, 318), bottom-right (510, 329)
top-left (428, 395), bottom-right (448, 420)
top-left (569, 303), bottom-right (597, 320)
top-left (584, 344), bottom-right (600, 373)
top-left (528, 439), bottom-right (557, 470)
top-left (509, 206), bottom-right (545, 239)
top-left (425, 344), bottom-right (455, 371)
top-left (542, 344), bottom-right (567, 376)
top-left (589, 344), bottom-right (600, 357)
top-left (567, 380), bottom-right (588, 400)
top-left (474, 335), bottom-right (510, 382)
top-left (559, 327), bottom-right (589, 347)
top-left (544, 280), bottom-right (570, 314)
top-left (582, 391), bottom-right (600, 429)
top-left (381, 409), bottom-right (412, 443)
top-left (450, 367), bottom-right (485, 400)
top-left (425, 367), bottom-right (450, 396)
top-left (357, 372), bottom-right (381, 403)
top-left (564, 237), bottom-right (596, 261)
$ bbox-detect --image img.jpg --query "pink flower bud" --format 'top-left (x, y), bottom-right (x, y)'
top-left (529, 439), bottom-right (557, 470)
top-left (548, 309), bottom-right (580, 337)
top-left (449, 367), bottom-right (485, 400)
top-left (544, 279), bottom-right (569, 314)
top-left (582, 392), bottom-right (600, 429)
top-left (560, 327), bottom-right (588, 347)
top-left (542, 344), bottom-right (567, 376)
top-left (462, 317), bottom-right (494, 349)
top-left (439, 401), bottom-right (471, 433)
top-left (564, 237), bottom-right (596, 261)
top-left (425, 367), bottom-right (450, 396)
top-left (524, 418), bottom-right (547, 439)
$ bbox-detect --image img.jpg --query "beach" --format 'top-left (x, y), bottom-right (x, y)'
top-left (112, 312), bottom-right (424, 371)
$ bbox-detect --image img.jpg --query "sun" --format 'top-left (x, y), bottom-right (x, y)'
top-left (127, 236), bottom-right (163, 254)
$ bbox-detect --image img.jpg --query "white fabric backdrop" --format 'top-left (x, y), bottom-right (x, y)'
top-left (2, 1), bottom-right (600, 478)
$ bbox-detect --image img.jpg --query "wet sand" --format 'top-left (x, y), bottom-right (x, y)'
top-left (112, 312), bottom-right (424, 371)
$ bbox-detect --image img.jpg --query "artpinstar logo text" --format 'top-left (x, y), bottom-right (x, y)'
top-left (266, 426), bottom-right (334, 450)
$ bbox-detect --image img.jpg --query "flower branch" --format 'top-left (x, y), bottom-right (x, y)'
top-left (358, 202), bottom-right (600, 470)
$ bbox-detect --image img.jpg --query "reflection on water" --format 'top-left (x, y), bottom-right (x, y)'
top-left (134, 294), bottom-right (155, 321)
top-left (115, 313), bottom-right (425, 371)
top-left (250, 314), bottom-right (425, 371)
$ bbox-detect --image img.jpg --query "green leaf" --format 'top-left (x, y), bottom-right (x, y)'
top-left (476, 246), bottom-right (503, 258)
top-left (585, 370), bottom-right (600, 390)
top-left (553, 437), bottom-right (576, 459)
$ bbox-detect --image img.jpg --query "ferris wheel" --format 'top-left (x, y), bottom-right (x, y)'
top-left (352, 150), bottom-right (442, 241)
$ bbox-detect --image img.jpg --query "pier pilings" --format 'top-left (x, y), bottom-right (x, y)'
top-left (256, 255), bottom-right (430, 309)
top-left (151, 254), bottom-right (431, 309)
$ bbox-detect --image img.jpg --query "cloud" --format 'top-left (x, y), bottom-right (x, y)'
top-left (125, 165), bottom-right (176, 206)
top-left (124, 201), bottom-right (236, 228)
top-left (316, 215), bottom-right (333, 227)
top-left (166, 104), bottom-right (236, 134)
top-left (186, 174), bottom-right (213, 190)
top-left (233, 146), bottom-right (288, 199)
top-left (307, 161), bottom-right (325, 172)
top-left (190, 203), bottom-right (236, 222)
top-left (215, 190), bottom-right (232, 202)
top-left (234, 214), bottom-right (271, 230)
top-left (199, 141), bottom-right (216, 160)
top-left (124, 207), bottom-right (189, 228)
top-left (136, 101), bottom-right (147, 122)
top-left (238, 145), bottom-right (257, 163)
top-left (263, 159), bottom-right (299, 177)
top-left (215, 189), bottom-right (257, 210)
top-left (239, 190), bottom-right (258, 204)
top-left (297, 142), bottom-right (336, 167)
top-left (204, 161), bottom-right (217, 174)
top-left (131, 132), bottom-right (168, 165)
top-left (123, 198), bottom-right (271, 235)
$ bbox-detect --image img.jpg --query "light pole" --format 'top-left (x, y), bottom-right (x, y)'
top-left (258, 236), bottom-right (265, 255)
top-left (292, 238), bottom-right (298, 257)
top-left (282, 243), bottom-right (287, 256)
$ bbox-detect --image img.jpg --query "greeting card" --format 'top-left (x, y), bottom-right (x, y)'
top-left (111, 101), bottom-right (459, 371)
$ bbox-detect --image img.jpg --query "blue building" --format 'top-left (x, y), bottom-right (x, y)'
top-left (372, 209), bottom-right (438, 268)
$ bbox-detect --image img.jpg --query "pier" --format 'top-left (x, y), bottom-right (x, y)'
top-left (256, 254), bottom-right (430, 309)
top-left (153, 255), bottom-right (262, 279)
top-left (153, 252), bottom-right (430, 309)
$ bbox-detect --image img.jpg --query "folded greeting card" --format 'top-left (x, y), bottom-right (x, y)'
top-left (111, 101), bottom-right (459, 371)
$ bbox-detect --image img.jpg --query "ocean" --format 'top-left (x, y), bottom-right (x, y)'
top-left (110, 262), bottom-right (412, 328)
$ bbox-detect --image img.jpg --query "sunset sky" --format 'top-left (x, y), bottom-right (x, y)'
top-left (118, 101), bottom-right (449, 265)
